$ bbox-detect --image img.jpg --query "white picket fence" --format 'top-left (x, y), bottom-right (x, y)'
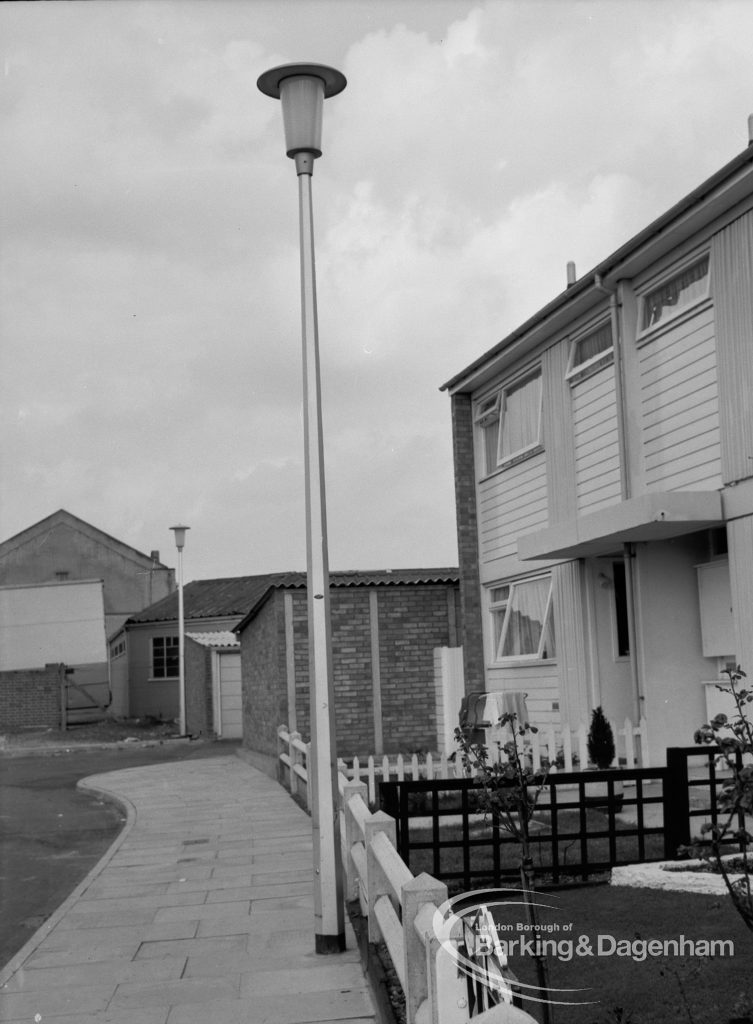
top-left (277, 725), bottom-right (537, 1024)
top-left (332, 716), bottom-right (650, 805)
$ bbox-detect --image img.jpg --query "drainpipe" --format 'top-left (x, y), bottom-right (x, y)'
top-left (594, 274), bottom-right (644, 725)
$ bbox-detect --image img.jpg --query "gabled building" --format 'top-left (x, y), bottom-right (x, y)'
top-left (112, 574), bottom-right (285, 728)
top-left (0, 509), bottom-right (174, 640)
top-left (442, 137), bottom-right (753, 766)
top-left (0, 510), bottom-right (174, 719)
top-left (116, 569), bottom-right (463, 753)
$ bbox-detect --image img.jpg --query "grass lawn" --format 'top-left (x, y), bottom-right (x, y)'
top-left (484, 883), bottom-right (752, 1024)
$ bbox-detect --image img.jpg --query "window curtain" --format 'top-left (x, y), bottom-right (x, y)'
top-left (501, 577), bottom-right (551, 657)
top-left (483, 418), bottom-right (499, 474)
top-left (643, 257), bottom-right (709, 329)
top-left (575, 323), bottom-right (612, 367)
top-left (500, 374), bottom-right (541, 458)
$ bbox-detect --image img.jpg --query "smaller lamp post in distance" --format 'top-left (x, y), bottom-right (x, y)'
top-left (169, 524), bottom-right (190, 737)
top-left (257, 62), bottom-right (346, 954)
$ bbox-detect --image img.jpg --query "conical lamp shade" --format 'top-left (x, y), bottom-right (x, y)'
top-left (280, 75), bottom-right (325, 157)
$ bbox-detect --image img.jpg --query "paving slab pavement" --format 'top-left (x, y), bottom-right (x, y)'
top-left (0, 756), bottom-right (379, 1024)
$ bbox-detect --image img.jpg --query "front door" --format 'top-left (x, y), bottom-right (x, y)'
top-left (590, 556), bottom-right (634, 730)
top-left (215, 652), bottom-right (243, 739)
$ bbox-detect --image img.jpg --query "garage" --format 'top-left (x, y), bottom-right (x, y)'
top-left (215, 649), bottom-right (242, 739)
top-left (185, 632), bottom-right (243, 740)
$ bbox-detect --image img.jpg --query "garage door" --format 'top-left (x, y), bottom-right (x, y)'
top-left (218, 652), bottom-right (242, 739)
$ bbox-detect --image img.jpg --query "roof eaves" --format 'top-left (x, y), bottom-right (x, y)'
top-left (441, 144), bottom-right (753, 394)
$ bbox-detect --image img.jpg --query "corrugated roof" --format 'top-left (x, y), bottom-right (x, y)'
top-left (127, 573), bottom-right (292, 624)
top-left (186, 631), bottom-right (240, 649)
top-left (269, 568), bottom-right (459, 590)
top-left (127, 568), bottom-right (459, 630)
top-left (234, 567), bottom-right (459, 634)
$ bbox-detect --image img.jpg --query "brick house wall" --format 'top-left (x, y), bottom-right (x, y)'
top-left (241, 594), bottom-right (288, 757)
top-left (0, 664), bottom-right (63, 731)
top-left (241, 579), bottom-right (461, 760)
top-left (451, 393), bottom-right (485, 692)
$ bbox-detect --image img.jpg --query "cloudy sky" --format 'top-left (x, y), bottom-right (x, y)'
top-left (2, 0), bottom-right (753, 582)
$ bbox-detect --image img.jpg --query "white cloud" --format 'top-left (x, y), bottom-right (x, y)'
top-left (2, 0), bottom-right (753, 579)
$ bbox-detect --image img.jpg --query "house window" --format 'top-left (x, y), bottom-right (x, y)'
top-left (566, 321), bottom-right (613, 380)
top-left (152, 636), bottom-right (179, 679)
top-left (110, 638), bottom-right (126, 659)
top-left (640, 255), bottom-right (710, 331)
top-left (475, 369), bottom-right (542, 475)
top-left (489, 575), bottom-right (556, 661)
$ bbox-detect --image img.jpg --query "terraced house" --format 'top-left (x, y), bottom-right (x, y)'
top-left (443, 133), bottom-right (753, 766)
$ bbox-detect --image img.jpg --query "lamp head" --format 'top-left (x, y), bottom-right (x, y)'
top-left (170, 525), bottom-right (190, 551)
top-left (257, 62), bottom-right (346, 173)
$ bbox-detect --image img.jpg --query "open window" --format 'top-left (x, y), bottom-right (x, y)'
top-left (639, 254), bottom-right (710, 333)
top-left (566, 321), bottom-right (613, 382)
top-left (489, 575), bottom-right (556, 662)
top-left (475, 369), bottom-right (542, 476)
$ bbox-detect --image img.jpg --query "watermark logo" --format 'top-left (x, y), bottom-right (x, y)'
top-left (431, 888), bottom-right (735, 1013)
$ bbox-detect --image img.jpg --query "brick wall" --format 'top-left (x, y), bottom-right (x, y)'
top-left (376, 585), bottom-right (450, 754)
top-left (184, 640), bottom-right (213, 736)
top-left (242, 582), bottom-right (461, 761)
top-left (0, 664), bottom-right (63, 731)
top-left (451, 392), bottom-right (485, 692)
top-left (241, 593), bottom-right (288, 756)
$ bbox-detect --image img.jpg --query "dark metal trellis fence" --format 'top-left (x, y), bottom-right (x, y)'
top-left (379, 746), bottom-right (745, 889)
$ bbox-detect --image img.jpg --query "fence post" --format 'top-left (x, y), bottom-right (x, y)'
top-left (639, 716), bottom-right (650, 768)
top-left (664, 747), bottom-right (691, 858)
top-left (289, 731), bottom-right (302, 800)
top-left (277, 725), bottom-right (288, 787)
top-left (401, 872), bottom-right (450, 1024)
top-left (59, 664), bottom-right (68, 732)
top-left (305, 742), bottom-right (313, 812)
top-left (622, 717), bottom-right (636, 768)
top-left (341, 781), bottom-right (368, 903)
top-left (562, 724), bottom-right (572, 772)
top-left (365, 811), bottom-right (398, 944)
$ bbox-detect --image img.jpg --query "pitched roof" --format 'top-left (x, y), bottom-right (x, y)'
top-left (0, 509), bottom-right (171, 569)
top-left (127, 568), bottom-right (459, 629)
top-left (127, 573), bottom-right (291, 624)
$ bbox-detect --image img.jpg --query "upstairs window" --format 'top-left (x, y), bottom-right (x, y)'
top-left (152, 636), bottom-right (179, 679)
top-left (641, 255), bottom-right (710, 332)
top-left (567, 321), bottom-right (613, 380)
top-left (489, 575), bottom-right (556, 662)
top-left (475, 369), bottom-right (542, 475)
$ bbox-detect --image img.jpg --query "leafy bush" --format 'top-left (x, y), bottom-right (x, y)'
top-left (688, 665), bottom-right (753, 936)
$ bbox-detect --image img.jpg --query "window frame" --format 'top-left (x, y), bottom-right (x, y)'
top-left (488, 573), bottom-right (556, 664)
top-left (151, 635), bottom-right (179, 680)
top-left (474, 367), bottom-right (543, 478)
top-left (109, 637), bottom-right (126, 660)
top-left (637, 253), bottom-right (711, 339)
top-left (566, 319), bottom-right (614, 383)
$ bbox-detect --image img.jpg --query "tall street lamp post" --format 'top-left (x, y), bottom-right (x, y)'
top-left (257, 62), bottom-right (346, 953)
top-left (170, 524), bottom-right (190, 737)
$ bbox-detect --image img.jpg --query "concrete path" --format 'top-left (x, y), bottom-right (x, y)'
top-left (0, 756), bottom-right (378, 1024)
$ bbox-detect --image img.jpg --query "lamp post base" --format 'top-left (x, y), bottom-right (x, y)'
top-left (315, 932), bottom-right (346, 955)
